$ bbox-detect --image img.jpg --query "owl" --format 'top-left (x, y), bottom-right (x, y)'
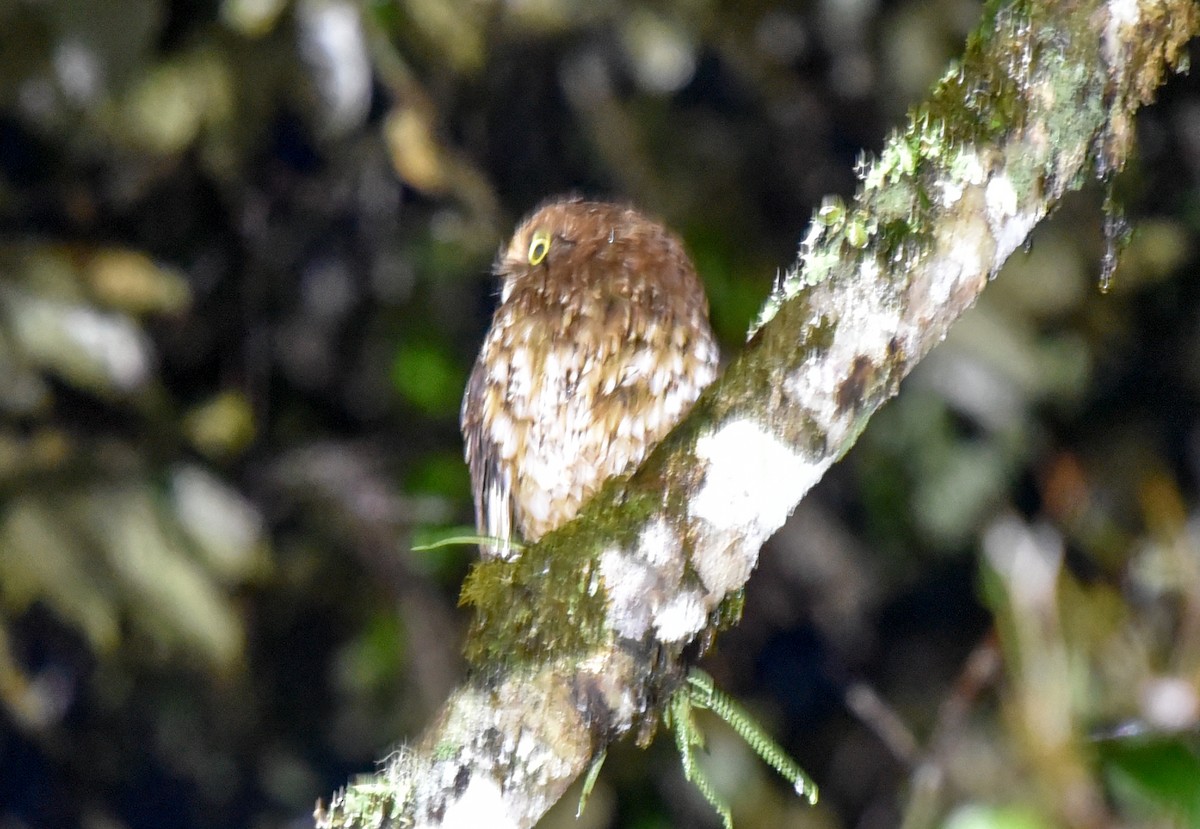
top-left (461, 199), bottom-right (719, 559)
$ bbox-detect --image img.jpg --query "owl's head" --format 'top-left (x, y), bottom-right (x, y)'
top-left (493, 198), bottom-right (699, 309)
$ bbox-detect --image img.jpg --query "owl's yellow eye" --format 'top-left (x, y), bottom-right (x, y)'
top-left (528, 230), bottom-right (551, 266)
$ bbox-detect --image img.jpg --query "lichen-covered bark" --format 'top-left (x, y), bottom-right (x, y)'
top-left (316, 0), bottom-right (1198, 826)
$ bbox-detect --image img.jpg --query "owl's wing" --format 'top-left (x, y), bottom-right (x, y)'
top-left (462, 355), bottom-right (515, 560)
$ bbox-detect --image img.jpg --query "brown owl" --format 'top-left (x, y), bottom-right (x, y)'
top-left (461, 199), bottom-right (720, 559)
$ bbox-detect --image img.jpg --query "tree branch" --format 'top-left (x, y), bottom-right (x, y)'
top-left (316, 0), bottom-right (1198, 826)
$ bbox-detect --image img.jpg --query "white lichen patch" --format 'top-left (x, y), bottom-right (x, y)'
top-left (783, 262), bottom-right (899, 444)
top-left (653, 589), bottom-right (708, 643)
top-left (495, 708), bottom-right (573, 793)
top-left (1108, 0), bottom-right (1141, 26)
top-left (935, 150), bottom-right (983, 212)
top-left (430, 775), bottom-right (516, 829)
top-left (985, 174), bottom-right (1018, 223)
top-left (938, 176), bottom-right (966, 209)
top-left (928, 211), bottom-right (990, 306)
top-left (988, 205), bottom-right (1042, 274)
top-left (637, 517), bottom-right (684, 570)
top-left (514, 729), bottom-right (541, 764)
top-left (946, 148), bottom-right (987, 194)
top-left (599, 518), bottom-right (692, 641)
top-left (690, 419), bottom-right (832, 596)
top-left (984, 172), bottom-right (1042, 272)
top-left (1104, 0), bottom-right (1141, 68)
top-left (690, 528), bottom-right (758, 601)
top-left (692, 420), bottom-right (820, 530)
top-left (935, 160), bottom-right (1041, 286)
top-left (599, 546), bottom-right (659, 640)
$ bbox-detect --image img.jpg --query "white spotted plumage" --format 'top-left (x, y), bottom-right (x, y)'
top-left (462, 199), bottom-right (719, 560)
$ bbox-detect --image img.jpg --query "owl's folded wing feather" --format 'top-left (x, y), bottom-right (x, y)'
top-left (462, 355), bottom-right (515, 560)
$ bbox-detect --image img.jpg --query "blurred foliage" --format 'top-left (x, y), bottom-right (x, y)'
top-left (0, 0), bottom-right (1197, 828)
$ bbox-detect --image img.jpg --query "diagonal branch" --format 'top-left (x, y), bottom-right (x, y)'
top-left (316, 0), bottom-right (1198, 826)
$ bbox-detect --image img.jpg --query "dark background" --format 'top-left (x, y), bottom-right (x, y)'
top-left (1, 1), bottom-right (1199, 827)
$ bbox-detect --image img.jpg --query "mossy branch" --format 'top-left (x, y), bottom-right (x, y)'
top-left (317, 1), bottom-right (1198, 827)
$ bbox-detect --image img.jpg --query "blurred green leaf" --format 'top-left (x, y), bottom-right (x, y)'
top-left (0, 495), bottom-right (120, 652)
top-left (170, 464), bottom-right (268, 582)
top-left (184, 390), bottom-right (258, 459)
top-left (406, 451), bottom-right (470, 500)
top-left (942, 804), bottom-right (1049, 829)
top-left (1102, 737), bottom-right (1200, 825)
top-left (334, 609), bottom-right (406, 693)
top-left (390, 341), bottom-right (464, 416)
top-left (83, 485), bottom-right (246, 670)
top-left (408, 524), bottom-right (476, 580)
top-left (687, 234), bottom-right (767, 344)
top-left (85, 248), bottom-right (191, 315)
top-left (1, 286), bottom-right (153, 395)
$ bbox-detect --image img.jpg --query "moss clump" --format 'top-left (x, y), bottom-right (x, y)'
top-left (461, 478), bottom-right (664, 670)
